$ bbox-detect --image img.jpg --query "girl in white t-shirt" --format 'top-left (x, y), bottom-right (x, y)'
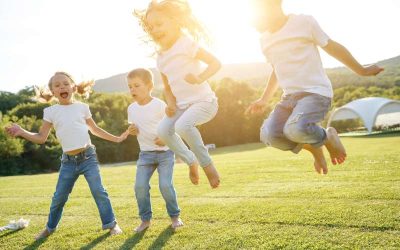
top-left (5, 72), bottom-right (128, 240)
top-left (134, 0), bottom-right (221, 188)
top-left (246, 0), bottom-right (383, 174)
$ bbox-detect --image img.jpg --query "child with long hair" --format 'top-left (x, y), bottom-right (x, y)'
top-left (5, 71), bottom-right (127, 239)
top-left (134, 0), bottom-right (222, 188)
top-left (246, 0), bottom-right (383, 174)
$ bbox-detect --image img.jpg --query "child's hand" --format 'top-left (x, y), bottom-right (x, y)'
top-left (245, 99), bottom-right (268, 115)
top-left (5, 124), bottom-right (24, 137)
top-left (359, 65), bottom-right (384, 76)
top-left (128, 124), bottom-right (139, 136)
top-left (116, 130), bottom-right (129, 143)
top-left (165, 105), bottom-right (177, 117)
top-left (184, 74), bottom-right (203, 84)
top-left (154, 137), bottom-right (166, 147)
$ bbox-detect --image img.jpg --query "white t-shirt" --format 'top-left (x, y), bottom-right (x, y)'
top-left (157, 35), bottom-right (216, 109)
top-left (43, 102), bottom-right (92, 152)
top-left (127, 98), bottom-right (169, 151)
top-left (260, 14), bottom-right (333, 98)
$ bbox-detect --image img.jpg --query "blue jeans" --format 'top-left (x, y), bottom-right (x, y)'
top-left (134, 150), bottom-right (180, 221)
top-left (46, 146), bottom-right (116, 232)
top-left (260, 92), bottom-right (332, 153)
top-left (157, 99), bottom-right (218, 168)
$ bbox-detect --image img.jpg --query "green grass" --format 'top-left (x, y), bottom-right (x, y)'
top-left (1, 136), bottom-right (400, 249)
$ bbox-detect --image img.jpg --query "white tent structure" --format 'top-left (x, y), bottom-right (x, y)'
top-left (327, 97), bottom-right (400, 133)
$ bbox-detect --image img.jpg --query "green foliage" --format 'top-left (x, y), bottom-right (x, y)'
top-left (201, 78), bottom-right (270, 146)
top-left (8, 102), bottom-right (50, 119)
top-left (0, 77), bottom-right (399, 175)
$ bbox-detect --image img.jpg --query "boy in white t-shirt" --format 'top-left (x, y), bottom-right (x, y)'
top-left (126, 68), bottom-right (183, 232)
top-left (247, 0), bottom-right (383, 174)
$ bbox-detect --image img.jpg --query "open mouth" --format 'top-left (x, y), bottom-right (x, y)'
top-left (60, 92), bottom-right (69, 99)
top-left (153, 33), bottom-right (166, 42)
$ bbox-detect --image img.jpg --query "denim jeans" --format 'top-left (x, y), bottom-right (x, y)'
top-left (134, 150), bottom-right (180, 221)
top-left (46, 146), bottom-right (116, 232)
top-left (260, 92), bottom-right (332, 153)
top-left (157, 99), bottom-right (218, 168)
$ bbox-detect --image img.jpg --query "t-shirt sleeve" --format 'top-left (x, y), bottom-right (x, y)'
top-left (181, 36), bottom-right (200, 58)
top-left (308, 16), bottom-right (330, 47)
top-left (127, 105), bottom-right (134, 124)
top-left (83, 103), bottom-right (92, 119)
top-left (43, 107), bottom-right (52, 123)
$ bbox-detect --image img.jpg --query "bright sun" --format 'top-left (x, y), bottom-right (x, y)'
top-left (190, 0), bottom-right (262, 64)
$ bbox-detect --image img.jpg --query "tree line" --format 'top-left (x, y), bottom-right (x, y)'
top-left (0, 78), bottom-right (399, 175)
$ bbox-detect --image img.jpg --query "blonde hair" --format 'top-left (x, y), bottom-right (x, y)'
top-left (34, 71), bottom-right (95, 103)
top-left (127, 68), bottom-right (154, 88)
top-left (134, 0), bottom-right (209, 46)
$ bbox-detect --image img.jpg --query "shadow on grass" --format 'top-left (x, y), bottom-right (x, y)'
top-left (0, 229), bottom-right (20, 238)
top-left (23, 237), bottom-right (48, 250)
top-left (148, 226), bottom-right (175, 250)
top-left (80, 232), bottom-right (110, 250)
top-left (119, 229), bottom-right (147, 250)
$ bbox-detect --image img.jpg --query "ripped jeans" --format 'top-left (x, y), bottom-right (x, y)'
top-left (260, 92), bottom-right (331, 153)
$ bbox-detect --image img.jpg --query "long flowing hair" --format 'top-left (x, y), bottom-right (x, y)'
top-left (134, 0), bottom-right (209, 47)
top-left (34, 72), bottom-right (94, 103)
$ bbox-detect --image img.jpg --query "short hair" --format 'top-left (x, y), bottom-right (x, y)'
top-left (126, 68), bottom-right (154, 87)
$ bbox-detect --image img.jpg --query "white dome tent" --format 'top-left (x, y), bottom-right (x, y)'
top-left (327, 97), bottom-right (400, 134)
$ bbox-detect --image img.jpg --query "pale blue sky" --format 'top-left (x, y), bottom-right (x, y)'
top-left (1, 0), bottom-right (399, 93)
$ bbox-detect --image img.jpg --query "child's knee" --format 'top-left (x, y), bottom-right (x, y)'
top-left (175, 120), bottom-right (192, 136)
top-left (51, 193), bottom-right (69, 206)
top-left (90, 186), bottom-right (108, 198)
top-left (134, 183), bottom-right (149, 195)
top-left (157, 123), bottom-right (172, 139)
top-left (260, 124), bottom-right (279, 146)
top-left (283, 118), bottom-right (310, 142)
top-left (159, 183), bottom-right (174, 197)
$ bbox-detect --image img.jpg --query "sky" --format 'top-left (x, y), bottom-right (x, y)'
top-left (1, 0), bottom-right (399, 93)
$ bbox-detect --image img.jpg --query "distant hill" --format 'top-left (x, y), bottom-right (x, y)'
top-left (94, 55), bottom-right (400, 93)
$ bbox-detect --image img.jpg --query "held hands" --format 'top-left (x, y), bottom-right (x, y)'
top-left (5, 124), bottom-right (24, 137)
top-left (116, 130), bottom-right (130, 143)
top-left (245, 99), bottom-right (268, 115)
top-left (128, 124), bottom-right (139, 136)
top-left (184, 73), bottom-right (203, 85)
top-left (358, 64), bottom-right (384, 76)
top-left (154, 137), bottom-right (166, 147)
top-left (165, 104), bottom-right (177, 117)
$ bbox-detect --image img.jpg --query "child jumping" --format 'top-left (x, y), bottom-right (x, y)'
top-left (5, 72), bottom-right (127, 239)
top-left (246, 0), bottom-right (383, 174)
top-left (135, 0), bottom-right (222, 188)
top-left (126, 68), bottom-right (183, 232)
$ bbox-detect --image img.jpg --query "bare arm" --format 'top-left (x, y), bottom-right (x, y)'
top-left (161, 73), bottom-right (177, 107)
top-left (245, 70), bottom-right (279, 115)
top-left (185, 47), bottom-right (222, 84)
top-left (322, 39), bottom-right (384, 76)
top-left (161, 73), bottom-right (178, 117)
top-left (86, 118), bottom-right (128, 143)
top-left (5, 121), bottom-right (52, 144)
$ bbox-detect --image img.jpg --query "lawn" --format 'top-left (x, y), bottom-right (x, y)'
top-left (0, 135), bottom-right (399, 249)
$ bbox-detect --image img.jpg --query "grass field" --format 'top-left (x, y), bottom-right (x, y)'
top-left (1, 135), bottom-right (399, 249)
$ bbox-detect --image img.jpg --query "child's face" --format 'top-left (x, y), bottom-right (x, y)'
top-left (50, 74), bottom-right (75, 104)
top-left (146, 10), bottom-right (181, 49)
top-left (127, 77), bottom-right (152, 102)
top-left (251, 0), bottom-right (281, 32)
